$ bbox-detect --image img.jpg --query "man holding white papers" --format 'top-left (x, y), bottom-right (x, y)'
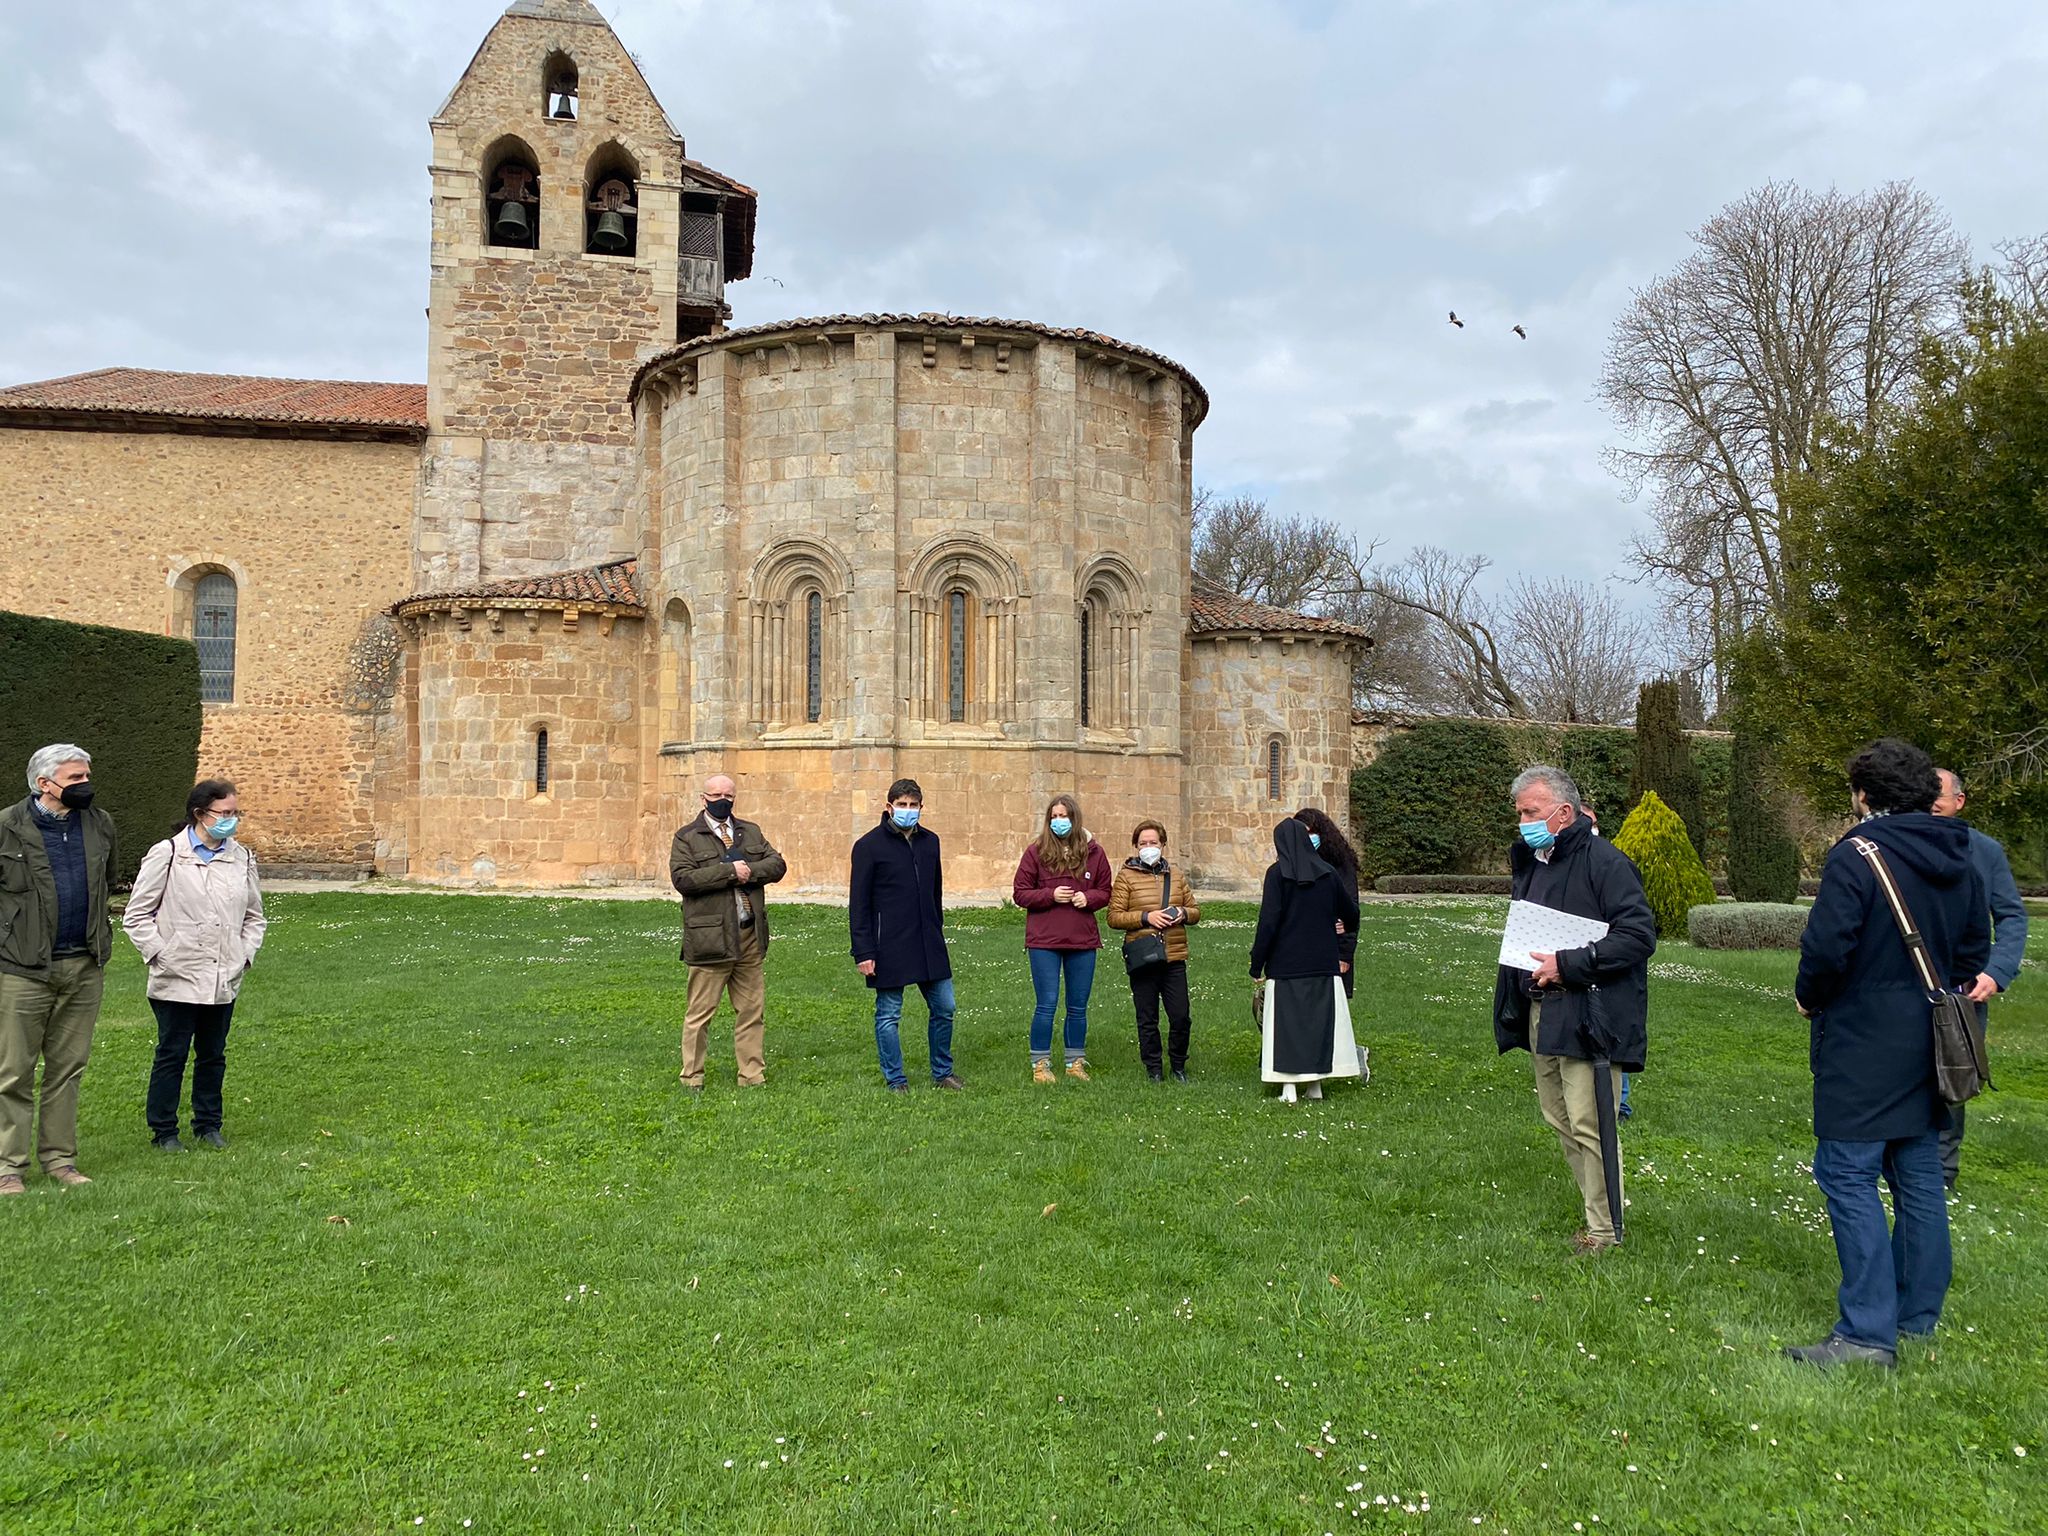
top-left (1491, 765), bottom-right (1656, 1256)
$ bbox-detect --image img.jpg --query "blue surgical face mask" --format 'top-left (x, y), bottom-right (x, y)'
top-left (1049, 816), bottom-right (1073, 838)
top-left (1308, 832), bottom-right (1321, 850)
top-left (1518, 818), bottom-right (1556, 851)
top-left (891, 806), bottom-right (921, 829)
top-left (206, 814), bottom-right (240, 841)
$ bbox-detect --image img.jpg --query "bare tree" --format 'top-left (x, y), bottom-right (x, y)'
top-left (1191, 489), bottom-right (1373, 611)
top-left (1363, 548), bottom-right (1531, 718)
top-left (1994, 232), bottom-right (2048, 321)
top-left (1600, 180), bottom-right (1969, 682)
top-left (1502, 577), bottom-right (1654, 724)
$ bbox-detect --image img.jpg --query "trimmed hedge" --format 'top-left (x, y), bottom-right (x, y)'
top-left (1689, 901), bottom-right (1810, 950)
top-left (1632, 680), bottom-right (1706, 857)
top-left (1613, 790), bottom-right (1717, 937)
top-left (1352, 718), bottom-right (1731, 880)
top-left (0, 610), bottom-right (202, 886)
top-left (1374, 874), bottom-right (1513, 895)
top-left (1727, 724), bottom-right (1801, 901)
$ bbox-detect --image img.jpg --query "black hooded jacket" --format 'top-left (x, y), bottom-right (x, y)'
top-left (1796, 812), bottom-right (1990, 1141)
top-left (1491, 815), bottom-right (1656, 1070)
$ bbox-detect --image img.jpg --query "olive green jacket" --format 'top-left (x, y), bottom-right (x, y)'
top-left (0, 796), bottom-right (118, 978)
top-left (670, 814), bottom-right (787, 966)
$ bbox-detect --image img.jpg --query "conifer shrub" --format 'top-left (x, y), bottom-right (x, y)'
top-left (1612, 789), bottom-right (1717, 937)
top-left (1630, 680), bottom-right (1705, 857)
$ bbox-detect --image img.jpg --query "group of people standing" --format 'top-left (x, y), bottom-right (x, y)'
top-left (674, 773), bottom-right (1372, 1096)
top-left (1, 744), bottom-right (267, 1193)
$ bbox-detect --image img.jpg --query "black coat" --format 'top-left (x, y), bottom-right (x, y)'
top-left (1249, 865), bottom-right (1360, 980)
top-left (1491, 817), bottom-right (1656, 1069)
top-left (1330, 860), bottom-right (1360, 997)
top-left (1796, 813), bottom-right (1990, 1141)
top-left (849, 817), bottom-right (951, 990)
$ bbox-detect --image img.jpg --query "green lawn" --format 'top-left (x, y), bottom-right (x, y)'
top-left (3, 894), bottom-right (2043, 1535)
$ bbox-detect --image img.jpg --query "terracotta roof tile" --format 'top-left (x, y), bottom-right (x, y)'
top-left (0, 367), bottom-right (427, 436)
top-left (1188, 576), bottom-right (1373, 642)
top-left (392, 557), bottom-right (645, 616)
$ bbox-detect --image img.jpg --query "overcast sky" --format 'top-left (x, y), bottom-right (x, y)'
top-left (7, 1), bottom-right (2048, 597)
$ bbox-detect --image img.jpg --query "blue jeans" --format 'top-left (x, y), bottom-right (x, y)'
top-left (1027, 948), bottom-right (1096, 1061)
top-left (873, 978), bottom-right (956, 1088)
top-left (1811, 1131), bottom-right (1951, 1350)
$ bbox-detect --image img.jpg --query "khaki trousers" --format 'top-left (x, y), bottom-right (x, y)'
top-left (1530, 1010), bottom-right (1623, 1241)
top-left (0, 955), bottom-right (105, 1176)
top-left (681, 924), bottom-right (766, 1086)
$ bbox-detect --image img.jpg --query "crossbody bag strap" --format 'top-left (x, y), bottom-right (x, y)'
top-left (1850, 836), bottom-right (1944, 993)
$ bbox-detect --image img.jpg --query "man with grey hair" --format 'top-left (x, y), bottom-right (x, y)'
top-left (1931, 766), bottom-right (2029, 1188)
top-left (0, 744), bottom-right (119, 1193)
top-left (1492, 764), bottom-right (1656, 1255)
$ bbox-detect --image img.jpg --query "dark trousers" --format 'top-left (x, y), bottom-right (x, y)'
top-left (1938, 1104), bottom-right (1965, 1189)
top-left (1131, 960), bottom-right (1191, 1074)
top-left (146, 997), bottom-right (236, 1137)
top-left (1811, 1131), bottom-right (1951, 1350)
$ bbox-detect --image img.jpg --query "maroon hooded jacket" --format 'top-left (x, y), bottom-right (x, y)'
top-left (1012, 838), bottom-right (1113, 950)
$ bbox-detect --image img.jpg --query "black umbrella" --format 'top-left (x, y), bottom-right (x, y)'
top-left (1583, 985), bottom-right (1625, 1243)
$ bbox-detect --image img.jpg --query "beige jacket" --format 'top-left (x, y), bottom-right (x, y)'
top-left (123, 831), bottom-right (267, 1004)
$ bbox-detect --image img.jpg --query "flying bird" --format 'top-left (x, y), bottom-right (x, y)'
top-left (1447, 311), bottom-right (1464, 328)
top-left (1512, 324), bottom-right (1527, 340)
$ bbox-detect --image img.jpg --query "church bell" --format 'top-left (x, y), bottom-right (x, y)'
top-left (590, 210), bottom-right (629, 252)
top-left (493, 200), bottom-right (531, 242)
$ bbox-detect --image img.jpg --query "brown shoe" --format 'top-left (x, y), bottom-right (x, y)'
top-left (1569, 1229), bottom-right (1619, 1257)
top-left (1065, 1059), bottom-right (1091, 1083)
top-left (47, 1165), bottom-right (92, 1188)
top-left (0, 1173), bottom-right (24, 1196)
top-left (933, 1074), bottom-right (965, 1091)
top-left (1032, 1060), bottom-right (1057, 1085)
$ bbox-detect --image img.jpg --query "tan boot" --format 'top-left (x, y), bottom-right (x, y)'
top-left (1032, 1059), bottom-right (1057, 1085)
top-left (1065, 1059), bottom-right (1091, 1082)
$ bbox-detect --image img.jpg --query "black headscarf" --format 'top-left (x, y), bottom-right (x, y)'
top-left (1272, 818), bottom-right (1331, 885)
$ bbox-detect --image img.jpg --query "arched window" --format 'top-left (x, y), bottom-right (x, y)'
top-left (1267, 737), bottom-right (1285, 801)
top-left (661, 598), bottom-right (694, 744)
top-left (543, 52), bottom-right (578, 120)
top-left (1077, 558), bottom-right (1142, 734)
top-left (805, 591), bottom-right (823, 724)
top-left (534, 727), bottom-right (551, 795)
top-left (195, 571), bottom-right (238, 703)
top-left (584, 144), bottom-right (639, 257)
top-left (947, 588), bottom-right (969, 723)
top-left (483, 137), bottom-right (540, 249)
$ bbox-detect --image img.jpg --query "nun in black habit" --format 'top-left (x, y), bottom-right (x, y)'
top-left (1249, 819), bottom-right (1364, 1102)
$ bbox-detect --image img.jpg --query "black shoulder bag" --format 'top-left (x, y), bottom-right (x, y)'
top-left (1122, 867), bottom-right (1174, 976)
top-left (1850, 836), bottom-right (1992, 1107)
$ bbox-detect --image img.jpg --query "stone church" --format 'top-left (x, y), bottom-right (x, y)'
top-left (0, 0), bottom-right (1366, 898)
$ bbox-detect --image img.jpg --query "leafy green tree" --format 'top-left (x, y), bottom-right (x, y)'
top-left (1630, 679), bottom-right (1705, 856)
top-left (1613, 790), bottom-right (1718, 937)
top-left (1743, 316), bottom-right (2048, 846)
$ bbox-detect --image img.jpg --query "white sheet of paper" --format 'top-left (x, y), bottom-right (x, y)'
top-left (1499, 899), bottom-right (1610, 972)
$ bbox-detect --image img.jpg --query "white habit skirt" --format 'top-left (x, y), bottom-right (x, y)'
top-left (1260, 976), bottom-right (1364, 1083)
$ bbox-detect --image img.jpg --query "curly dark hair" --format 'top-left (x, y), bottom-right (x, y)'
top-left (1292, 805), bottom-right (1359, 883)
top-left (1846, 738), bottom-right (1938, 815)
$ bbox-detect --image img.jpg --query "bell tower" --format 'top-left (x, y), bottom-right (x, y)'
top-left (417, 0), bottom-right (755, 586)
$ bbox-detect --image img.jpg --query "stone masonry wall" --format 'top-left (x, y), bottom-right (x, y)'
top-left (637, 322), bottom-right (1200, 898)
top-left (0, 427), bottom-right (414, 867)
top-left (1183, 633), bottom-right (1359, 896)
top-left (406, 608), bottom-right (643, 884)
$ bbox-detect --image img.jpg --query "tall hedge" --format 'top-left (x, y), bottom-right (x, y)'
top-left (1630, 680), bottom-right (1705, 856)
top-left (1351, 719), bottom-right (1520, 878)
top-left (0, 611), bottom-right (202, 886)
top-left (1727, 723), bottom-right (1801, 902)
top-left (1613, 789), bottom-right (1717, 937)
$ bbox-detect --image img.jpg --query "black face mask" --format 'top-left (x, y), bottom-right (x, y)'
top-left (57, 781), bottom-right (95, 811)
top-left (704, 798), bottom-right (734, 823)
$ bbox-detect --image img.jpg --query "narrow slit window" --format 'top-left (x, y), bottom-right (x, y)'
top-left (1267, 738), bottom-right (1282, 801)
top-left (947, 589), bottom-right (968, 723)
top-left (535, 727), bottom-right (550, 795)
top-left (1079, 606), bottom-right (1092, 728)
top-left (195, 571), bottom-right (238, 703)
top-left (805, 591), bottom-right (823, 723)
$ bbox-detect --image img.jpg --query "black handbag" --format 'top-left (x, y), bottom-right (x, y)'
top-left (1851, 836), bottom-right (1993, 1107)
top-left (1122, 867), bottom-right (1174, 976)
